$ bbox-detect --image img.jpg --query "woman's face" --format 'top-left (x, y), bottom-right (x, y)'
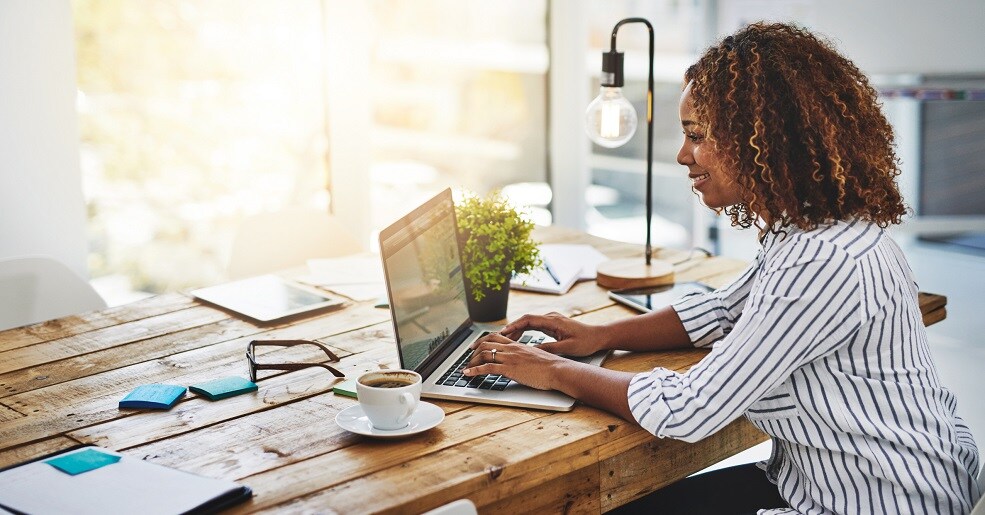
top-left (677, 81), bottom-right (745, 209)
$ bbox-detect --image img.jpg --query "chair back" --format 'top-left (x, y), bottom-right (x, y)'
top-left (0, 256), bottom-right (106, 331)
top-left (972, 465), bottom-right (985, 515)
top-left (227, 208), bottom-right (362, 279)
top-left (422, 499), bottom-right (477, 515)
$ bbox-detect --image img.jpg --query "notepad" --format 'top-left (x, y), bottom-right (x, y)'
top-left (511, 244), bottom-right (607, 295)
top-left (0, 446), bottom-right (251, 515)
top-left (511, 258), bottom-right (581, 294)
top-left (189, 377), bottom-right (258, 401)
top-left (118, 384), bottom-right (186, 410)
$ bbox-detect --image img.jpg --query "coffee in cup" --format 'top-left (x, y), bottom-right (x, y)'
top-left (356, 370), bottom-right (422, 430)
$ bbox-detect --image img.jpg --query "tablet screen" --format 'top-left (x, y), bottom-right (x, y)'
top-left (191, 275), bottom-right (343, 322)
top-left (607, 282), bottom-right (713, 313)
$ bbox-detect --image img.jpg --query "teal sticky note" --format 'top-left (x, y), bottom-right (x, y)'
top-left (46, 448), bottom-right (121, 475)
top-left (189, 376), bottom-right (258, 401)
top-left (119, 384), bottom-right (186, 409)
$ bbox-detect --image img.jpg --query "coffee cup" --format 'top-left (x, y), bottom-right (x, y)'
top-left (356, 370), bottom-right (422, 430)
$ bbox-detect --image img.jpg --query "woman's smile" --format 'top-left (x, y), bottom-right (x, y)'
top-left (689, 171), bottom-right (711, 190)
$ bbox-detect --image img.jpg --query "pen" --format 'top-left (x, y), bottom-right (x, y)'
top-left (543, 260), bottom-right (561, 285)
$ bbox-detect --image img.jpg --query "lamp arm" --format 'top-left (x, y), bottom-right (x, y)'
top-left (609, 18), bottom-right (655, 265)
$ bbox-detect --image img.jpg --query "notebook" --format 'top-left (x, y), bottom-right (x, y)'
top-left (378, 189), bottom-right (607, 412)
top-left (511, 243), bottom-right (609, 295)
top-left (0, 445), bottom-right (251, 515)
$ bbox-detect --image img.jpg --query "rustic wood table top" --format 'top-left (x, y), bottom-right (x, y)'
top-left (0, 226), bottom-right (947, 513)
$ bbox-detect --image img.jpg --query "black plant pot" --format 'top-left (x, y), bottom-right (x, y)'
top-left (465, 277), bottom-right (510, 323)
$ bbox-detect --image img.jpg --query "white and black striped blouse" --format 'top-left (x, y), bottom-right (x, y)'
top-left (628, 220), bottom-right (980, 514)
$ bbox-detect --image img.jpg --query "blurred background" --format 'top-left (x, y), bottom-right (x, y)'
top-left (61, 0), bottom-right (985, 303)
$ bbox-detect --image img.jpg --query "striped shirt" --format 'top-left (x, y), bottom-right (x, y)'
top-left (628, 220), bottom-right (981, 514)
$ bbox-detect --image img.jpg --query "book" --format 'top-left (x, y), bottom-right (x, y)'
top-left (510, 244), bottom-right (607, 295)
top-left (0, 446), bottom-right (251, 515)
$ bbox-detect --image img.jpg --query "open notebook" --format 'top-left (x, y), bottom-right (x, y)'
top-left (510, 243), bottom-right (608, 295)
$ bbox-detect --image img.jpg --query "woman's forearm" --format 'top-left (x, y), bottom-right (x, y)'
top-left (550, 359), bottom-right (637, 422)
top-left (599, 306), bottom-right (693, 352)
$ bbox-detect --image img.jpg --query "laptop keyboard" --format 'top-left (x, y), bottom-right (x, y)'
top-left (436, 331), bottom-right (547, 390)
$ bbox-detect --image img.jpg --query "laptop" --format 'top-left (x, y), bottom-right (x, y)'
top-left (378, 188), bottom-right (607, 412)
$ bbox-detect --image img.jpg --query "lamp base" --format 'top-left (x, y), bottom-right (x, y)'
top-left (596, 258), bottom-right (674, 290)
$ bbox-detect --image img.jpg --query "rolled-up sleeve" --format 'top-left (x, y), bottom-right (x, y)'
top-left (672, 258), bottom-right (759, 348)
top-left (629, 238), bottom-right (863, 442)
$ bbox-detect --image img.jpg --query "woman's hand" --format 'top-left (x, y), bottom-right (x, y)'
top-left (463, 331), bottom-right (638, 423)
top-left (463, 332), bottom-right (570, 390)
top-left (494, 312), bottom-right (608, 357)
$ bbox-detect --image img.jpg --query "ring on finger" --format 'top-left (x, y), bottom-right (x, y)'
top-left (490, 348), bottom-right (497, 363)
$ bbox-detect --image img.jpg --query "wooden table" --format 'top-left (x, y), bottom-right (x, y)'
top-left (0, 227), bottom-right (947, 514)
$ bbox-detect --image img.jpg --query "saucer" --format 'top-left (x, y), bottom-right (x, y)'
top-left (335, 401), bottom-right (444, 439)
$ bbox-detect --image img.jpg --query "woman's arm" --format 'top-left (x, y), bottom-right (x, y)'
top-left (463, 334), bottom-right (638, 420)
top-left (498, 305), bottom-right (693, 356)
top-left (596, 306), bottom-right (693, 352)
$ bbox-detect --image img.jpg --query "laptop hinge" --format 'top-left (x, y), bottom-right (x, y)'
top-left (416, 323), bottom-right (474, 378)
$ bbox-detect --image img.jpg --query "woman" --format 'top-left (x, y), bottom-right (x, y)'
top-left (463, 22), bottom-right (980, 514)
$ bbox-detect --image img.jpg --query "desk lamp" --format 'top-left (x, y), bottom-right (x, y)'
top-left (585, 17), bottom-right (674, 290)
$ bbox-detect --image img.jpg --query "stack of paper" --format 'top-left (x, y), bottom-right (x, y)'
top-left (298, 254), bottom-right (386, 302)
top-left (511, 244), bottom-right (609, 295)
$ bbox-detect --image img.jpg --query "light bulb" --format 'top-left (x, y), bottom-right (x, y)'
top-left (585, 86), bottom-right (638, 148)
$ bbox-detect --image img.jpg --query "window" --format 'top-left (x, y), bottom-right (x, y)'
top-left (74, 0), bottom-right (548, 301)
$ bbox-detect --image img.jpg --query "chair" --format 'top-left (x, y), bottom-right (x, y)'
top-left (972, 465), bottom-right (985, 515)
top-left (0, 256), bottom-right (107, 331)
top-left (227, 208), bottom-right (362, 279)
top-left (422, 499), bottom-right (477, 515)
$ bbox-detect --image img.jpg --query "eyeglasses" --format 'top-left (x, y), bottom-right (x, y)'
top-left (246, 339), bottom-right (345, 382)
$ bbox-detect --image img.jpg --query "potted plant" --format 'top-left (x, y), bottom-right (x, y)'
top-left (455, 190), bottom-right (541, 322)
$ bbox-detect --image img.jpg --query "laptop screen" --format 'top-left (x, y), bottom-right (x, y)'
top-left (379, 190), bottom-right (472, 371)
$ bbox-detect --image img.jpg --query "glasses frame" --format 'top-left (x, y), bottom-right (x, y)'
top-left (246, 339), bottom-right (345, 382)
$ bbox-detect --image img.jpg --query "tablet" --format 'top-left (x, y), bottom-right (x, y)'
top-left (190, 274), bottom-right (344, 322)
top-left (608, 281), bottom-right (713, 313)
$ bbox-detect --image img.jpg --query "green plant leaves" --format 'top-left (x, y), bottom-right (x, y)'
top-left (455, 190), bottom-right (541, 302)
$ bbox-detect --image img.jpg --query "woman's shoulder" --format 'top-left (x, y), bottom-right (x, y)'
top-left (770, 219), bottom-right (884, 250)
top-left (763, 219), bottom-right (886, 267)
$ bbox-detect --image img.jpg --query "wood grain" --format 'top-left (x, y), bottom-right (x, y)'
top-left (0, 293), bottom-right (194, 352)
top-left (0, 226), bottom-right (950, 514)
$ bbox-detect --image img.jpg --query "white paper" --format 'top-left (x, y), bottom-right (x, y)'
top-left (539, 244), bottom-right (608, 280)
top-left (510, 244), bottom-right (609, 295)
top-left (299, 254), bottom-right (386, 301)
top-left (304, 254), bottom-right (384, 286)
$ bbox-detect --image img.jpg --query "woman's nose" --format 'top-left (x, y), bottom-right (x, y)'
top-left (677, 144), bottom-right (692, 166)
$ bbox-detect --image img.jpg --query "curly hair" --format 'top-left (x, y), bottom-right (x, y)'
top-left (685, 22), bottom-right (907, 232)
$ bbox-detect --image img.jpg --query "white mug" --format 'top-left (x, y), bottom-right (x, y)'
top-left (356, 370), bottom-right (422, 430)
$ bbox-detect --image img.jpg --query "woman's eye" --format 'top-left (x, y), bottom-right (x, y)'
top-left (685, 132), bottom-right (704, 143)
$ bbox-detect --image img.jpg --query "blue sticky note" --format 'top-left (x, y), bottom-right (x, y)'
top-left (189, 376), bottom-right (258, 401)
top-left (46, 448), bottom-right (121, 475)
top-left (119, 384), bottom-right (186, 409)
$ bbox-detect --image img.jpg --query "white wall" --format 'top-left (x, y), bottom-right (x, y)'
top-left (714, 0), bottom-right (985, 261)
top-left (717, 0), bottom-right (985, 76)
top-left (810, 0), bottom-right (985, 75)
top-left (0, 1), bottom-right (88, 278)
